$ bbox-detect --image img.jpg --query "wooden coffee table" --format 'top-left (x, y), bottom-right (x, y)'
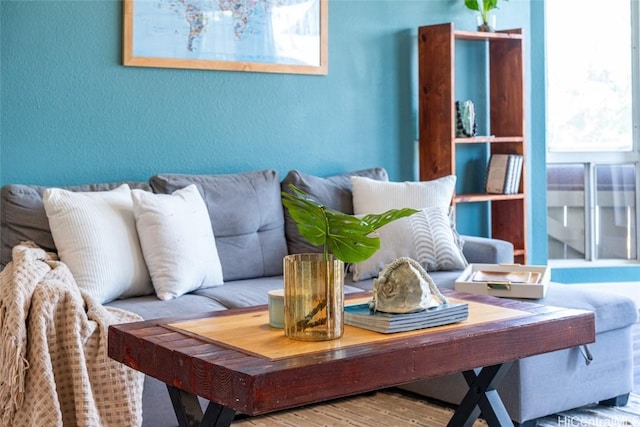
top-left (108, 290), bottom-right (594, 427)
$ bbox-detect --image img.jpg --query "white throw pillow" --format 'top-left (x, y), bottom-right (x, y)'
top-left (131, 185), bottom-right (224, 301)
top-left (43, 184), bottom-right (152, 303)
top-left (350, 175), bottom-right (456, 214)
top-left (352, 207), bottom-right (468, 281)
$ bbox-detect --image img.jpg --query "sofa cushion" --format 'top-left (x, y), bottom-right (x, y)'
top-left (43, 184), bottom-right (153, 303)
top-left (131, 185), bottom-right (224, 301)
top-left (194, 276), bottom-right (368, 309)
top-left (460, 235), bottom-right (514, 265)
top-left (0, 181), bottom-right (151, 268)
top-left (106, 277), bottom-right (367, 321)
top-left (530, 283), bottom-right (638, 334)
top-left (350, 175), bottom-right (464, 281)
top-left (105, 293), bottom-right (228, 320)
top-left (150, 170), bottom-right (287, 281)
top-left (281, 168), bottom-right (388, 255)
top-left (194, 276), bottom-right (287, 309)
top-left (351, 175), bottom-right (456, 214)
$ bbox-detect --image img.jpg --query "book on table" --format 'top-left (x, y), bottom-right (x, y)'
top-left (344, 302), bottom-right (469, 334)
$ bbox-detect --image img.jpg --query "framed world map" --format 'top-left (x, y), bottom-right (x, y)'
top-left (123, 0), bottom-right (328, 75)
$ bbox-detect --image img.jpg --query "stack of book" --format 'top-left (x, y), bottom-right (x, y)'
top-left (485, 154), bottom-right (523, 194)
top-left (344, 302), bottom-right (469, 334)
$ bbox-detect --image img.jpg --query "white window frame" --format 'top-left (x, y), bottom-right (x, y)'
top-left (546, 0), bottom-right (640, 267)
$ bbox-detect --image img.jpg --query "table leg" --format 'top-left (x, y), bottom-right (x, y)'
top-left (167, 385), bottom-right (236, 427)
top-left (447, 362), bottom-right (514, 427)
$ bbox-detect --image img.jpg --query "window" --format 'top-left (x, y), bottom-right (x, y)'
top-left (546, 0), bottom-right (640, 263)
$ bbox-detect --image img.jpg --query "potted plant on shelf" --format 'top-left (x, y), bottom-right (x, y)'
top-left (281, 184), bottom-right (417, 341)
top-left (464, 0), bottom-right (508, 32)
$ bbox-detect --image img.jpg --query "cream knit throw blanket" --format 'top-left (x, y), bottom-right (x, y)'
top-left (0, 242), bottom-right (144, 427)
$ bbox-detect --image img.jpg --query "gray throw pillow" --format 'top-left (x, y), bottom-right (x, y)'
top-left (281, 168), bottom-right (389, 255)
top-left (0, 182), bottom-right (152, 268)
top-left (150, 169), bottom-right (288, 281)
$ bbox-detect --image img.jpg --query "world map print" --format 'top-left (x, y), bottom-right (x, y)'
top-left (132, 0), bottom-right (321, 66)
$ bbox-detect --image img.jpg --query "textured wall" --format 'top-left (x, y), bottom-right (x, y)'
top-left (0, 0), bottom-right (530, 186)
top-left (0, 1), bottom-right (425, 185)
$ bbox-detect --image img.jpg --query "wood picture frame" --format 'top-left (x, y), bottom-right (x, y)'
top-left (123, 0), bottom-right (328, 75)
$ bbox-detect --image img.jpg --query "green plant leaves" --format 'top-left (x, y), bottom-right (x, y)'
top-left (464, 0), bottom-right (480, 12)
top-left (282, 185), bottom-right (419, 264)
top-left (324, 211), bottom-right (380, 263)
top-left (484, 0), bottom-right (499, 12)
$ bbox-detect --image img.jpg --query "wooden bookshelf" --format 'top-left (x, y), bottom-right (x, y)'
top-left (418, 22), bottom-right (527, 264)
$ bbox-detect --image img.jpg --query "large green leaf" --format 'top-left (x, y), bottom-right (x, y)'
top-left (282, 185), bottom-right (419, 264)
top-left (464, 0), bottom-right (480, 12)
top-left (325, 211), bottom-right (380, 263)
top-left (281, 190), bottom-right (327, 247)
top-left (483, 0), bottom-right (499, 13)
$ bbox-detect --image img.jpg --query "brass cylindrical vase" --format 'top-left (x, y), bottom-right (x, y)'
top-left (283, 254), bottom-right (344, 341)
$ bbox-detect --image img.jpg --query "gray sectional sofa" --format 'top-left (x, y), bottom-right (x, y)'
top-left (1, 167), bottom-right (637, 427)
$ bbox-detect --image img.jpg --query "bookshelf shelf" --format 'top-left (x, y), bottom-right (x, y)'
top-left (454, 29), bottom-right (524, 41)
top-left (454, 136), bottom-right (524, 144)
top-left (453, 193), bottom-right (525, 204)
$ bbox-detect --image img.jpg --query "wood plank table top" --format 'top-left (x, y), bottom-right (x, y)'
top-left (108, 290), bottom-right (595, 418)
top-left (165, 296), bottom-right (528, 361)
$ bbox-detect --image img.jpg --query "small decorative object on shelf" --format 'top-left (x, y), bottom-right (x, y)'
top-left (281, 185), bottom-right (417, 341)
top-left (477, 14), bottom-right (496, 33)
top-left (455, 100), bottom-right (477, 137)
top-left (463, 0), bottom-right (508, 32)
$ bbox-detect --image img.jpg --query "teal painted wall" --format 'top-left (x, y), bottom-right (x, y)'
top-left (0, 0), bottom-right (453, 185)
top-left (5, 1), bottom-right (635, 282)
top-left (529, 0), bottom-right (547, 267)
top-left (0, 0), bottom-right (529, 185)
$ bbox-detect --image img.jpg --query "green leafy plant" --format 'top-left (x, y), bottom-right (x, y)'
top-left (282, 184), bottom-right (418, 263)
top-left (464, 0), bottom-right (507, 28)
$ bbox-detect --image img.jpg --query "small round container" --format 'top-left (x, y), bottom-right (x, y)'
top-left (267, 289), bottom-right (285, 328)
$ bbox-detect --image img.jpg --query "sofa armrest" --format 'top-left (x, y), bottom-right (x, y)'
top-left (461, 235), bottom-right (514, 264)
